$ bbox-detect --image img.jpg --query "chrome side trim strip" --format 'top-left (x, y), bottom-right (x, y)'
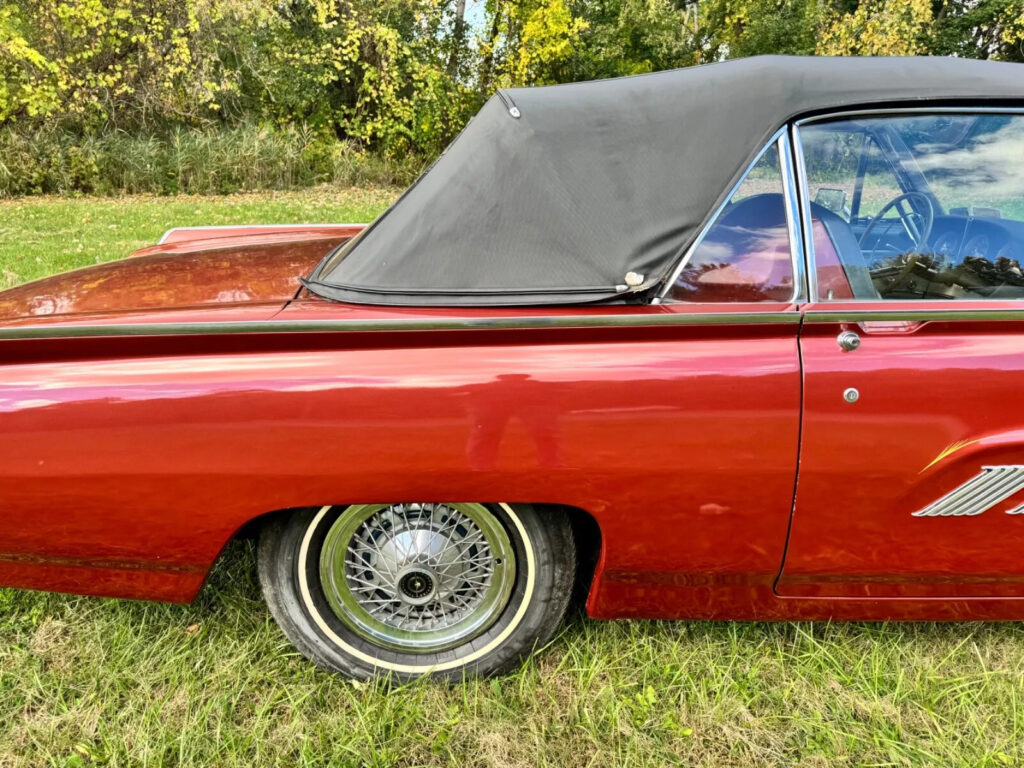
top-left (0, 311), bottom-right (800, 340)
top-left (805, 309), bottom-right (1024, 324)
top-left (913, 466), bottom-right (1024, 518)
top-left (658, 127), bottom-right (793, 301)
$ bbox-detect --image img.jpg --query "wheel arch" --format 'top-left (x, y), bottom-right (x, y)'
top-left (204, 502), bottom-right (603, 608)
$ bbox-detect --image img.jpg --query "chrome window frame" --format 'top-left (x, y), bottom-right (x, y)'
top-left (792, 106), bottom-right (1024, 303)
top-left (657, 127), bottom-right (807, 304)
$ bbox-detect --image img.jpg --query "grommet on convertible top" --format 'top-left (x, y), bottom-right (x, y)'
top-left (495, 89), bottom-right (521, 119)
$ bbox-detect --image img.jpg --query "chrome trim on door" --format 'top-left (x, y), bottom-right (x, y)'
top-left (913, 466), bottom-right (1024, 517)
top-left (0, 311), bottom-right (801, 341)
top-left (804, 308), bottom-right (1024, 324)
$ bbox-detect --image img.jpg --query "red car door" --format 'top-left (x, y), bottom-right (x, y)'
top-left (779, 302), bottom-right (1024, 598)
top-left (778, 110), bottom-right (1024, 598)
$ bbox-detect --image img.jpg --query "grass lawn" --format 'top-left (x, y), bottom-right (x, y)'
top-left (0, 187), bottom-right (399, 288)
top-left (3, 190), bottom-right (1024, 767)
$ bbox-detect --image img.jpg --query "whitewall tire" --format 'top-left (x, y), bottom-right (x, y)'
top-left (257, 502), bottom-right (575, 681)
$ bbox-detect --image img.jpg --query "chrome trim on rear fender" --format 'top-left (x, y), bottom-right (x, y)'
top-left (0, 311), bottom-right (800, 340)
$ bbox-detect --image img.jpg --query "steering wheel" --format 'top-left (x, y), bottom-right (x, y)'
top-left (858, 191), bottom-right (936, 258)
top-left (859, 192), bottom-right (938, 297)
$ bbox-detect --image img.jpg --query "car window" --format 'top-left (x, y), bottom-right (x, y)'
top-left (801, 113), bottom-right (1024, 301)
top-left (667, 144), bottom-right (795, 302)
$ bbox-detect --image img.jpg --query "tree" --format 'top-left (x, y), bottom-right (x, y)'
top-left (479, 0), bottom-right (589, 88)
top-left (569, 0), bottom-right (702, 78)
top-left (702, 0), bottom-right (823, 60)
top-left (929, 0), bottom-right (1024, 62)
top-left (818, 0), bottom-right (934, 55)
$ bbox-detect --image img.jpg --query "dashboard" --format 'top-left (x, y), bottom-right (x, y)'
top-left (865, 214), bottom-right (1024, 300)
top-left (929, 215), bottom-right (1024, 266)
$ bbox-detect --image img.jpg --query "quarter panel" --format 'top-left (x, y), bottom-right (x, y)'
top-left (0, 309), bottom-right (801, 609)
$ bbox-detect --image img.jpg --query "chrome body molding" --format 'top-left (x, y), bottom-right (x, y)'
top-left (913, 466), bottom-right (1024, 518)
top-left (804, 309), bottom-right (1024, 324)
top-left (0, 311), bottom-right (800, 340)
top-left (1007, 503), bottom-right (1024, 516)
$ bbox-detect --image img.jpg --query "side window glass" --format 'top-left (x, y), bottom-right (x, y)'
top-left (854, 138), bottom-right (903, 221)
top-left (801, 114), bottom-right (1024, 301)
top-left (668, 144), bottom-right (795, 302)
top-left (803, 131), bottom-right (862, 222)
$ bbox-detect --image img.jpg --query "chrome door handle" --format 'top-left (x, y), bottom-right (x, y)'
top-left (837, 331), bottom-right (861, 352)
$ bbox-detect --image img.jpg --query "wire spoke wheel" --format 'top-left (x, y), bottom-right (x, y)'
top-left (318, 503), bottom-right (517, 653)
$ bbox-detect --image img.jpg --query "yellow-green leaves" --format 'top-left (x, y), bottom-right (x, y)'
top-left (817, 0), bottom-right (934, 56)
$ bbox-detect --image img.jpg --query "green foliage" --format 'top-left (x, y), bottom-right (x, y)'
top-left (1, 0), bottom-right (1022, 196)
top-left (818, 0), bottom-right (934, 55)
top-left (929, 0), bottom-right (1024, 62)
top-left (702, 0), bottom-right (823, 59)
top-left (0, 125), bottom-right (420, 197)
top-left (3, 539), bottom-right (1024, 764)
top-left (569, 0), bottom-right (701, 77)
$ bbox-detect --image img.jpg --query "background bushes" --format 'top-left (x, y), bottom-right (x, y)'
top-left (0, 125), bottom-right (420, 196)
top-left (1, 0), bottom-right (1022, 197)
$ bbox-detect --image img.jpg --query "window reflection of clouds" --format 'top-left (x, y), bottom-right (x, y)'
top-left (670, 141), bottom-right (794, 303)
top-left (903, 117), bottom-right (1024, 207)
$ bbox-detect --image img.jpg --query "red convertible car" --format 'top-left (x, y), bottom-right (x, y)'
top-left (3, 56), bottom-right (1024, 680)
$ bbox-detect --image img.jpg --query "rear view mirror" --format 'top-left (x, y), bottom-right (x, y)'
top-left (815, 188), bottom-right (849, 218)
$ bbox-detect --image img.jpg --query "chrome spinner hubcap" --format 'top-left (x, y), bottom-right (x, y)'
top-left (318, 503), bottom-right (516, 653)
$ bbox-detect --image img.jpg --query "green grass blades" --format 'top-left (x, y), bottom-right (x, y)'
top-left (4, 191), bottom-right (1024, 766)
top-left (5, 544), bottom-right (1024, 766)
top-left (0, 188), bottom-right (399, 288)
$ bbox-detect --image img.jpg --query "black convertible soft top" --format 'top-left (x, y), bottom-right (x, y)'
top-left (307, 55), bottom-right (1024, 307)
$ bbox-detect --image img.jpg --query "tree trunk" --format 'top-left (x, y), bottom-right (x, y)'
top-left (479, 0), bottom-right (503, 90)
top-left (447, 0), bottom-right (468, 76)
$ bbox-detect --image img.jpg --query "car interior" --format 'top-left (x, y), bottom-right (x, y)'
top-left (805, 114), bottom-right (1024, 301)
top-left (673, 113), bottom-right (1024, 303)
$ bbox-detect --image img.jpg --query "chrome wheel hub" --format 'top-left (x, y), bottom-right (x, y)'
top-left (318, 503), bottom-right (516, 653)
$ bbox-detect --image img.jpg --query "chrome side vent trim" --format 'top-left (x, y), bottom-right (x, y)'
top-left (912, 466), bottom-right (1024, 518)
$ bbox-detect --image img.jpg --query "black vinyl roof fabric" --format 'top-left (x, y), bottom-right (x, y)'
top-left (307, 55), bottom-right (1024, 306)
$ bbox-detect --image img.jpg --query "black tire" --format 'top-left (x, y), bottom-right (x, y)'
top-left (257, 503), bottom-right (575, 681)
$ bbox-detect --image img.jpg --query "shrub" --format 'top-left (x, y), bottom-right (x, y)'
top-left (0, 125), bottom-right (423, 197)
